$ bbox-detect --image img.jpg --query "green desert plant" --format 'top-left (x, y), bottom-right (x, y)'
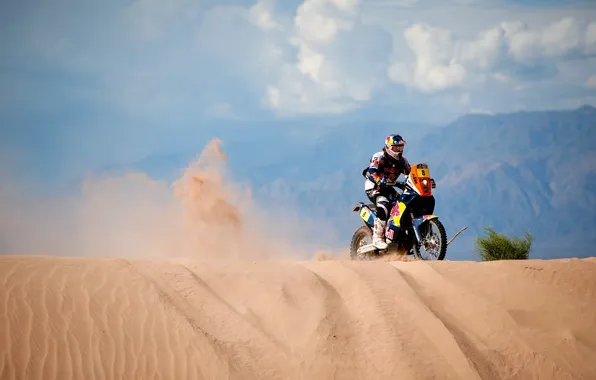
top-left (474, 226), bottom-right (533, 261)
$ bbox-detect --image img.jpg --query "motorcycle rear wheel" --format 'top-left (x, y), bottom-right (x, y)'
top-left (350, 225), bottom-right (374, 260)
top-left (413, 218), bottom-right (447, 260)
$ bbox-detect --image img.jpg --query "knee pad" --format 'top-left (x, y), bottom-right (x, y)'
top-left (376, 196), bottom-right (390, 220)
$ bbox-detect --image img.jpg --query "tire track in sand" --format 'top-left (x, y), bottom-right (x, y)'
top-left (116, 259), bottom-right (234, 380)
top-left (128, 259), bottom-right (294, 380)
top-left (180, 264), bottom-right (292, 357)
top-left (294, 262), bottom-right (360, 380)
top-left (393, 261), bottom-right (582, 380)
top-left (304, 260), bottom-right (483, 380)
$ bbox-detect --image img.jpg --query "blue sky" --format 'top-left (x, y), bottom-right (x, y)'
top-left (2, 0), bottom-right (596, 184)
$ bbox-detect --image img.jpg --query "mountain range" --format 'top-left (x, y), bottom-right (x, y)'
top-left (119, 105), bottom-right (596, 260)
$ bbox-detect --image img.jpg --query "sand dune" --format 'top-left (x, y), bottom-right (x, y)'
top-left (1, 255), bottom-right (595, 380)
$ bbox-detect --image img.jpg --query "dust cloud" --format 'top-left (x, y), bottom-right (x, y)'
top-left (0, 138), bottom-right (346, 261)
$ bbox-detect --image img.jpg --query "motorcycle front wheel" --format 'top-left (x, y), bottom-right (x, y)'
top-left (413, 218), bottom-right (447, 260)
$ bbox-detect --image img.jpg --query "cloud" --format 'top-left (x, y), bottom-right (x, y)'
top-left (369, 0), bottom-right (421, 7)
top-left (260, 0), bottom-right (394, 115)
top-left (503, 17), bottom-right (582, 60)
top-left (249, 0), bottom-right (281, 30)
top-left (387, 16), bottom-right (596, 95)
top-left (388, 24), bottom-right (468, 93)
top-left (2, 0), bottom-right (596, 139)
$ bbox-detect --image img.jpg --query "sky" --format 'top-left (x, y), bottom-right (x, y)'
top-left (2, 0), bottom-right (596, 184)
top-left (1, 0), bottom-right (595, 259)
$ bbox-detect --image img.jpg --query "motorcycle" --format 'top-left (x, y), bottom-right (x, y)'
top-left (350, 163), bottom-right (448, 261)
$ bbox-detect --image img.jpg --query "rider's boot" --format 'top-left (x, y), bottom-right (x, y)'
top-left (372, 218), bottom-right (388, 250)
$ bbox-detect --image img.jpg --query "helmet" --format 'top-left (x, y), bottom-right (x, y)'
top-left (384, 134), bottom-right (406, 161)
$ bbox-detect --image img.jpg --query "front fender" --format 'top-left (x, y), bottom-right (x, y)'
top-left (412, 214), bottom-right (439, 229)
top-left (411, 215), bottom-right (439, 242)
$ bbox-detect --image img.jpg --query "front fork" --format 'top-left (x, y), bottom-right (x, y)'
top-left (411, 215), bottom-right (423, 243)
top-left (411, 215), bottom-right (438, 244)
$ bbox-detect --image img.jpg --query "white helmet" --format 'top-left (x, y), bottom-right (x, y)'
top-left (384, 134), bottom-right (406, 161)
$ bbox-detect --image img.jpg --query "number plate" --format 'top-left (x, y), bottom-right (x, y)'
top-left (417, 168), bottom-right (430, 177)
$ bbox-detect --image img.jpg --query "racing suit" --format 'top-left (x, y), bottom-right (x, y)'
top-left (362, 150), bottom-right (411, 249)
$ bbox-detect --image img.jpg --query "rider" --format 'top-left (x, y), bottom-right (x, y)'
top-left (362, 134), bottom-right (411, 249)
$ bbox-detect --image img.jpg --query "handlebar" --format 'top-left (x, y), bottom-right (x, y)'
top-left (381, 177), bottom-right (436, 190)
top-left (395, 180), bottom-right (407, 190)
top-left (380, 178), bottom-right (407, 190)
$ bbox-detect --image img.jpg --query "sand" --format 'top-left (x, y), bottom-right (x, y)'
top-left (1, 255), bottom-right (595, 380)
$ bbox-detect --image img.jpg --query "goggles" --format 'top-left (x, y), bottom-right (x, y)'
top-left (389, 144), bottom-right (404, 153)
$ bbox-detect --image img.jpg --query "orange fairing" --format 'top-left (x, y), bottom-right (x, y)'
top-left (409, 163), bottom-right (433, 196)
